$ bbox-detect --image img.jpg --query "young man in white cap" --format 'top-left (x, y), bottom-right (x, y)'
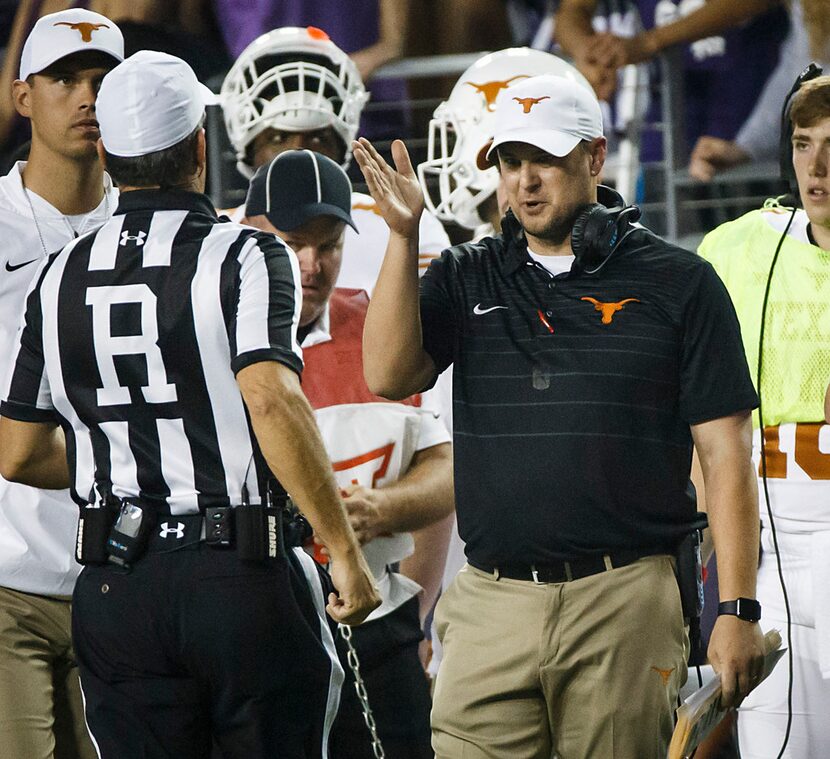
top-left (0, 9), bottom-right (122, 758)
top-left (243, 149), bottom-right (454, 759)
top-left (0, 50), bottom-right (379, 759)
top-left (356, 74), bottom-right (767, 757)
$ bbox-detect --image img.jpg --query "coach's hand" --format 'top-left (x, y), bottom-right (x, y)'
top-left (326, 546), bottom-right (381, 626)
top-left (707, 614), bottom-right (766, 708)
top-left (352, 137), bottom-right (424, 239)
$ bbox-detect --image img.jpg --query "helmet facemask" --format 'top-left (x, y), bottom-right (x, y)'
top-left (221, 30), bottom-right (368, 178)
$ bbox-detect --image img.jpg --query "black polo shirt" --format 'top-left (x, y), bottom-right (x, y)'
top-left (419, 213), bottom-right (758, 565)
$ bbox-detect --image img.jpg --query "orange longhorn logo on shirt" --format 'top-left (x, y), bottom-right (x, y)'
top-left (581, 297), bottom-right (640, 324)
top-left (513, 96), bottom-right (550, 113)
top-left (651, 666), bottom-right (675, 686)
top-left (54, 21), bottom-right (110, 42)
top-left (464, 76), bottom-right (529, 110)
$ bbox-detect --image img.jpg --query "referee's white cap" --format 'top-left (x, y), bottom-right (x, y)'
top-left (19, 9), bottom-right (124, 81)
top-left (96, 50), bottom-right (219, 158)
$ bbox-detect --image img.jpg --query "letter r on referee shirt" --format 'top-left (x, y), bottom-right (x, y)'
top-left (86, 284), bottom-right (177, 406)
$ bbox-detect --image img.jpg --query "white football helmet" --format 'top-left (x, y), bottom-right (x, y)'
top-left (418, 48), bottom-right (593, 230)
top-left (220, 26), bottom-right (369, 177)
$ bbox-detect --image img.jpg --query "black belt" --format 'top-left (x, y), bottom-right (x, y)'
top-left (468, 548), bottom-right (667, 584)
top-left (146, 506), bottom-right (304, 557)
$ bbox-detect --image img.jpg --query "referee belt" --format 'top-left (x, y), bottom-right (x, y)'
top-left (148, 514), bottom-right (210, 552)
top-left (468, 548), bottom-right (667, 584)
top-left (144, 506), bottom-right (305, 558)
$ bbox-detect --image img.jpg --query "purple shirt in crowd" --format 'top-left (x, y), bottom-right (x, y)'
top-left (212, 0), bottom-right (406, 140)
top-left (214, 0), bottom-right (380, 58)
top-left (635, 0), bottom-right (788, 157)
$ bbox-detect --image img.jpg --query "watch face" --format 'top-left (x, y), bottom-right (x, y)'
top-left (719, 598), bottom-right (761, 622)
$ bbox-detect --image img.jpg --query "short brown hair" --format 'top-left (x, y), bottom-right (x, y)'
top-left (790, 75), bottom-right (830, 129)
top-left (104, 121), bottom-right (202, 190)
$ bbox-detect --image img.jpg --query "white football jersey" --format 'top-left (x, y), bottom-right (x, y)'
top-left (315, 402), bottom-right (450, 622)
top-left (339, 192), bottom-right (449, 294)
top-left (752, 423), bottom-right (830, 532)
top-left (0, 162), bottom-right (117, 596)
top-left (301, 291), bottom-right (451, 621)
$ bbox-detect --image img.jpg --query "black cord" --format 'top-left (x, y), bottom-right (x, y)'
top-left (154, 538), bottom-right (205, 556)
top-left (756, 206), bottom-right (796, 759)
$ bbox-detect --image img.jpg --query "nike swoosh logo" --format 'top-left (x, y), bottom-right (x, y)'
top-left (473, 303), bottom-right (508, 315)
top-left (5, 258), bottom-right (38, 272)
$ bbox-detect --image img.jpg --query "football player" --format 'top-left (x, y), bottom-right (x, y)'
top-left (220, 26), bottom-right (451, 294)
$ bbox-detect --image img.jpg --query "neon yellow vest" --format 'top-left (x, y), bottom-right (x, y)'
top-left (698, 202), bottom-right (830, 427)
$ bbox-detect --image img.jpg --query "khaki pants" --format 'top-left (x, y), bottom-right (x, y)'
top-left (0, 586), bottom-right (96, 759)
top-left (432, 556), bottom-right (688, 759)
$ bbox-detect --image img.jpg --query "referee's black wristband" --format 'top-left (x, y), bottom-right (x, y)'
top-left (718, 598), bottom-right (761, 622)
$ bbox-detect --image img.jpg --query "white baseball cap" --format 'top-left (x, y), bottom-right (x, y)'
top-left (96, 51), bottom-right (219, 158)
top-left (478, 74), bottom-right (603, 169)
top-left (19, 9), bottom-right (124, 81)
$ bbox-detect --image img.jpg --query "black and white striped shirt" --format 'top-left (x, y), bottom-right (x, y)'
top-left (1, 190), bottom-right (302, 515)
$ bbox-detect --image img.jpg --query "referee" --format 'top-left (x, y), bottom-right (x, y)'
top-left (0, 50), bottom-right (379, 759)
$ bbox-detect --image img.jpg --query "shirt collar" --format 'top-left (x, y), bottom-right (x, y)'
top-left (115, 189), bottom-right (217, 218)
top-left (8, 161), bottom-right (116, 222)
top-left (300, 302), bottom-right (332, 348)
top-left (498, 185), bottom-right (629, 277)
top-left (499, 210), bottom-right (531, 276)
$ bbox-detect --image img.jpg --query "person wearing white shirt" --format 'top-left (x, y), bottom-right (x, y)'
top-left (0, 9), bottom-right (122, 757)
top-left (242, 150), bottom-right (454, 758)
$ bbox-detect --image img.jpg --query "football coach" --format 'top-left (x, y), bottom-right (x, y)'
top-left (0, 51), bottom-right (379, 759)
top-left (354, 74), bottom-right (766, 758)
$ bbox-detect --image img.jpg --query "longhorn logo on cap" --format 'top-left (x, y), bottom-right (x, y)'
top-left (53, 21), bottom-right (110, 43)
top-left (465, 76), bottom-right (529, 110)
top-left (513, 96), bottom-right (550, 114)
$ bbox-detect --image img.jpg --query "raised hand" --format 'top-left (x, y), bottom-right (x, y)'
top-left (352, 137), bottom-right (424, 238)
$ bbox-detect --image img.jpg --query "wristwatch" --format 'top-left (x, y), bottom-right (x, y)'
top-left (718, 598), bottom-right (762, 622)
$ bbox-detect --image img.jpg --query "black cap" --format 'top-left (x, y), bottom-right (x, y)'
top-left (245, 150), bottom-right (357, 232)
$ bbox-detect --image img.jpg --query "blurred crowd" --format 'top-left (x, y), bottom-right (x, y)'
top-left (1, 0), bottom-right (828, 202)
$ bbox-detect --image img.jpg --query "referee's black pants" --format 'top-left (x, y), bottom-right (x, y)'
top-left (72, 547), bottom-right (337, 759)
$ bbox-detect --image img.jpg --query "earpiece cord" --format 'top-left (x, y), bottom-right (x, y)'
top-left (756, 206), bottom-right (796, 759)
top-left (582, 225), bottom-right (639, 275)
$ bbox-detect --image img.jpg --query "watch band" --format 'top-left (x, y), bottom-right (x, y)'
top-left (718, 597), bottom-right (762, 622)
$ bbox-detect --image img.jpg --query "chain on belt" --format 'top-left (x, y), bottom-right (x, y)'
top-left (338, 623), bottom-right (386, 759)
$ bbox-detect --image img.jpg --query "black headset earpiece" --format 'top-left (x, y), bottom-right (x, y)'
top-left (779, 62), bottom-right (823, 202)
top-left (571, 186), bottom-right (642, 273)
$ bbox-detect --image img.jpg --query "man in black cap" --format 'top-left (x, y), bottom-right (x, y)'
top-left (243, 150), bottom-right (454, 759)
